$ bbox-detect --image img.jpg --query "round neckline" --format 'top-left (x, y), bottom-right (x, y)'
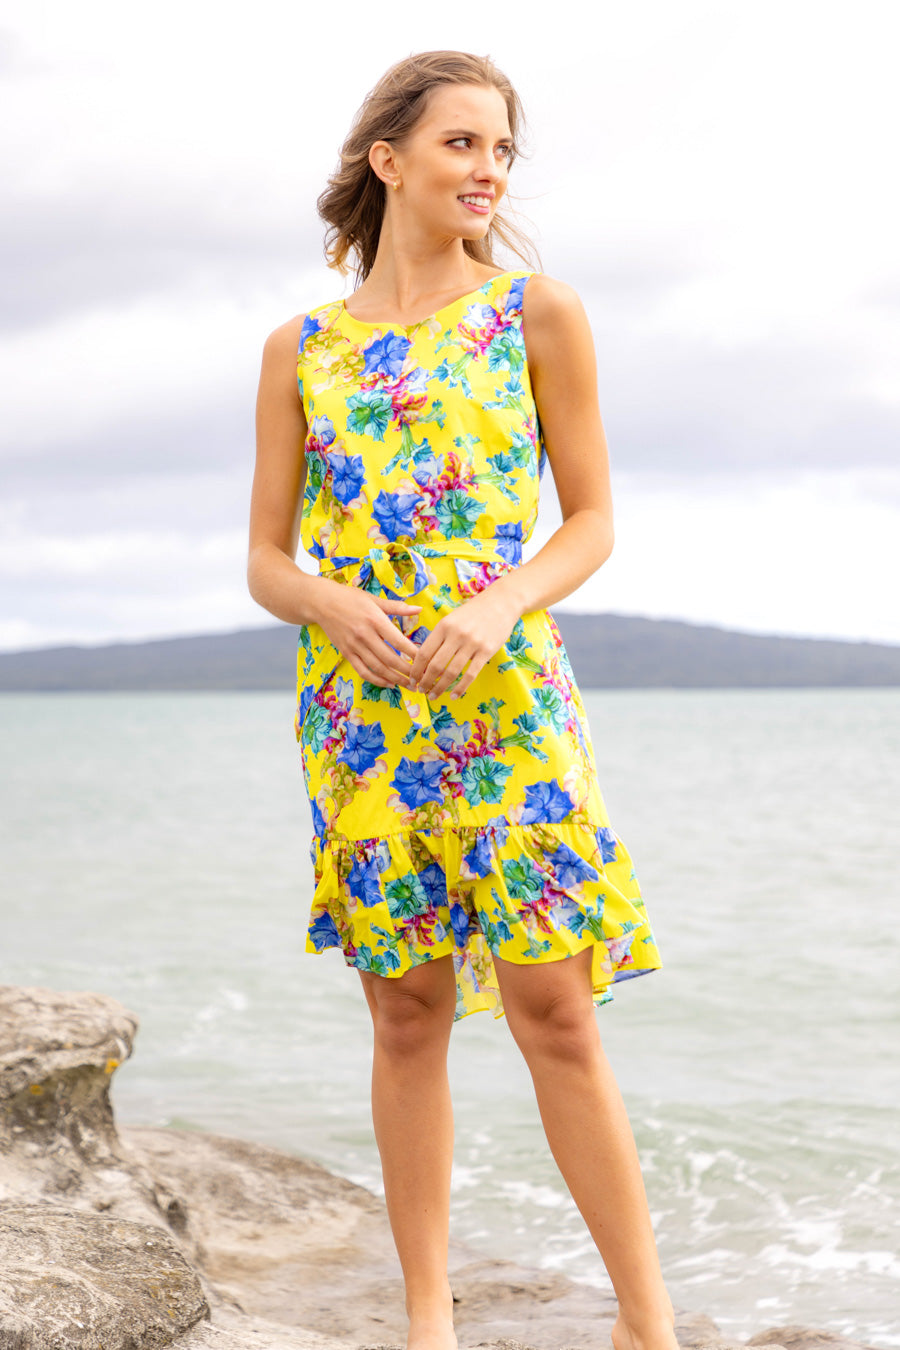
top-left (339, 270), bottom-right (520, 332)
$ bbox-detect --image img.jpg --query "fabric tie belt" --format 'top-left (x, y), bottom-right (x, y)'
top-left (316, 539), bottom-right (521, 731)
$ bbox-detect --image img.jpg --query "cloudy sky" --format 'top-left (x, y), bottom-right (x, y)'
top-left (2, 0), bottom-right (898, 651)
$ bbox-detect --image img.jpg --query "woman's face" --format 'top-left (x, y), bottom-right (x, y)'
top-left (387, 82), bottom-right (514, 239)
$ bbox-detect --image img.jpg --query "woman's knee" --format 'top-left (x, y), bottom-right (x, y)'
top-left (361, 957), bottom-right (456, 1058)
top-left (508, 992), bottom-right (599, 1065)
top-left (497, 952), bottom-right (600, 1065)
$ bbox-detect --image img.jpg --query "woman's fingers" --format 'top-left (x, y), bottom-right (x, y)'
top-left (370, 597), bottom-right (422, 662)
top-left (412, 638), bottom-right (482, 700)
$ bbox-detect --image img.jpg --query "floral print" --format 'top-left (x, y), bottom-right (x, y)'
top-left (295, 270), bottom-right (662, 1019)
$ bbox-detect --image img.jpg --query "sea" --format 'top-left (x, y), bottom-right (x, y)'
top-left (2, 689), bottom-right (898, 1347)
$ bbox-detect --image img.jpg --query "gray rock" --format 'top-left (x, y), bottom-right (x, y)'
top-left (0, 1203), bottom-right (208, 1348)
top-left (747, 1330), bottom-right (876, 1350)
top-left (0, 984), bottom-right (881, 1350)
top-left (0, 986), bottom-right (188, 1236)
top-left (125, 1124), bottom-right (625, 1347)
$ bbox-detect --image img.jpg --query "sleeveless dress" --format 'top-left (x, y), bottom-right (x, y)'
top-left (294, 269), bottom-right (662, 1020)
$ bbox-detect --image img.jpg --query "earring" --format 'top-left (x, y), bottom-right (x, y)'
top-left (393, 180), bottom-right (400, 190)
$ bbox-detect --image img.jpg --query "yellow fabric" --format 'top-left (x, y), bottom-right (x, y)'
top-left (294, 269), bottom-right (662, 1019)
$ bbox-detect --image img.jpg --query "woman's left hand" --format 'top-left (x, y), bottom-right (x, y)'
top-left (406, 581), bottom-right (523, 701)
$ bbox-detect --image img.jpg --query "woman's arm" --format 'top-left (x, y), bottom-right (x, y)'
top-left (492, 272), bottom-right (615, 617)
top-left (247, 316), bottom-right (421, 686)
top-left (406, 274), bottom-right (616, 701)
top-left (247, 317), bottom-right (337, 626)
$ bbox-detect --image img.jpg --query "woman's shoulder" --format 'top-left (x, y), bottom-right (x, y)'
top-left (262, 312), bottom-right (308, 360)
top-left (521, 271), bottom-right (588, 324)
top-left (519, 273), bottom-right (595, 375)
top-left (263, 291), bottom-right (346, 356)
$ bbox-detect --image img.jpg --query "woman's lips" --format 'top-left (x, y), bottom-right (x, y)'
top-left (459, 196), bottom-right (492, 215)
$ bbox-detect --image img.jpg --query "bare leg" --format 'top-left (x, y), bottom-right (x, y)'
top-left (359, 954), bottom-right (458, 1350)
top-left (494, 948), bottom-right (678, 1350)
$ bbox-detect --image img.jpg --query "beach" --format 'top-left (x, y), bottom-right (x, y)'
top-left (2, 688), bottom-right (898, 1345)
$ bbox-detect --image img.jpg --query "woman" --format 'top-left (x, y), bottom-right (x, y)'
top-left (248, 49), bottom-right (676, 1350)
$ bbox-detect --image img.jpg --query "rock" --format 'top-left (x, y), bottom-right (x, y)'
top-left (0, 985), bottom-right (190, 1236)
top-left (673, 1309), bottom-right (749, 1348)
top-left (748, 1330), bottom-right (876, 1350)
top-left (0, 1203), bottom-right (208, 1348)
top-left (124, 1124), bottom-right (623, 1347)
top-left (0, 984), bottom-right (881, 1350)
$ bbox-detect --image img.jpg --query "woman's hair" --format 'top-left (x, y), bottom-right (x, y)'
top-left (317, 50), bottom-right (540, 283)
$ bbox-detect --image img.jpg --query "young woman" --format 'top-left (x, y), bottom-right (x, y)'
top-left (248, 49), bottom-right (676, 1350)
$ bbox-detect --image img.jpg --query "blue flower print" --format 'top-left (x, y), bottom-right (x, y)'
top-left (327, 449), bottom-right (366, 505)
top-left (520, 780), bottom-right (575, 824)
top-left (449, 903), bottom-right (471, 948)
top-left (418, 859), bottom-right (448, 908)
top-left (337, 720), bottom-right (387, 774)
top-left (595, 826), bottom-right (619, 864)
top-left (495, 522), bottom-right (523, 563)
top-left (373, 490), bottom-right (420, 540)
top-left (505, 274), bottom-right (527, 315)
top-left (296, 270), bottom-right (662, 1018)
top-left (348, 847), bottom-right (391, 907)
top-left (299, 313), bottom-right (322, 353)
top-left (462, 831), bottom-right (495, 879)
top-left (309, 909), bottom-right (340, 950)
top-left (309, 414), bottom-right (336, 447)
top-left (363, 332), bottom-right (412, 379)
top-left (546, 841), bottom-right (600, 888)
top-left (434, 720), bottom-right (472, 754)
top-left (391, 757), bottom-right (446, 809)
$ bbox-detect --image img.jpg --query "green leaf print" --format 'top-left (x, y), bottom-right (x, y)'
top-left (477, 696), bottom-right (505, 729)
top-left (532, 686), bottom-right (569, 734)
top-left (483, 373), bottom-right (527, 417)
top-left (302, 703), bottom-right (332, 754)
top-left (361, 682), bottom-right (405, 709)
top-left (461, 755), bottom-right (513, 806)
top-left (435, 490), bottom-right (486, 537)
top-left (346, 390), bottom-right (392, 441)
top-left (480, 915), bottom-right (513, 950)
top-left (500, 625), bottom-right (544, 674)
top-left (501, 855), bottom-right (544, 902)
top-left (574, 909), bottom-right (607, 941)
top-left (386, 875), bottom-right (431, 921)
top-left (473, 468), bottom-right (521, 503)
top-left (434, 352), bottom-right (475, 394)
top-left (304, 449), bottom-right (327, 501)
top-left (497, 726), bottom-right (548, 763)
top-left (487, 332), bottom-right (524, 373)
top-left (522, 932), bottom-right (553, 959)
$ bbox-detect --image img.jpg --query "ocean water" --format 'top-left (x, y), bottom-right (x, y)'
top-left (2, 688), bottom-right (898, 1347)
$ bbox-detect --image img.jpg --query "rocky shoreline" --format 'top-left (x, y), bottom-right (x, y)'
top-left (0, 985), bottom-right (879, 1350)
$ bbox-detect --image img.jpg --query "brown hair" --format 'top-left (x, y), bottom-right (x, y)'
top-left (317, 50), bottom-right (540, 283)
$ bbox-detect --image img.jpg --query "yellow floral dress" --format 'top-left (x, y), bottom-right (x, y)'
top-left (294, 269), bottom-right (662, 1019)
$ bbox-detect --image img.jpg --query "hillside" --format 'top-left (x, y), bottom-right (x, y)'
top-left (1, 613), bottom-right (898, 690)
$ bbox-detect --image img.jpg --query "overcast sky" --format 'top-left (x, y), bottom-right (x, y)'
top-left (2, 0), bottom-right (898, 651)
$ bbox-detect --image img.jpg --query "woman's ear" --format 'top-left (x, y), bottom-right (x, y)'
top-left (369, 139), bottom-right (400, 189)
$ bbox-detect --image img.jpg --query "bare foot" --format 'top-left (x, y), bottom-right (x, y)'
top-left (611, 1313), bottom-right (680, 1350)
top-left (407, 1311), bottom-right (457, 1350)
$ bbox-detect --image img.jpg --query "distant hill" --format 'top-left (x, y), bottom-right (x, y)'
top-left (1, 613), bottom-right (898, 691)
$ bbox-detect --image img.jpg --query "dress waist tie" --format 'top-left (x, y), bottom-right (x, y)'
top-left (315, 540), bottom-right (521, 731)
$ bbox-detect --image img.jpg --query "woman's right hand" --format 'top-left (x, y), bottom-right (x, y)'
top-left (315, 582), bottom-right (423, 689)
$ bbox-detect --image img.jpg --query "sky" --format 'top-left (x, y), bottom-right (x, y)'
top-left (1, 0), bottom-right (898, 651)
